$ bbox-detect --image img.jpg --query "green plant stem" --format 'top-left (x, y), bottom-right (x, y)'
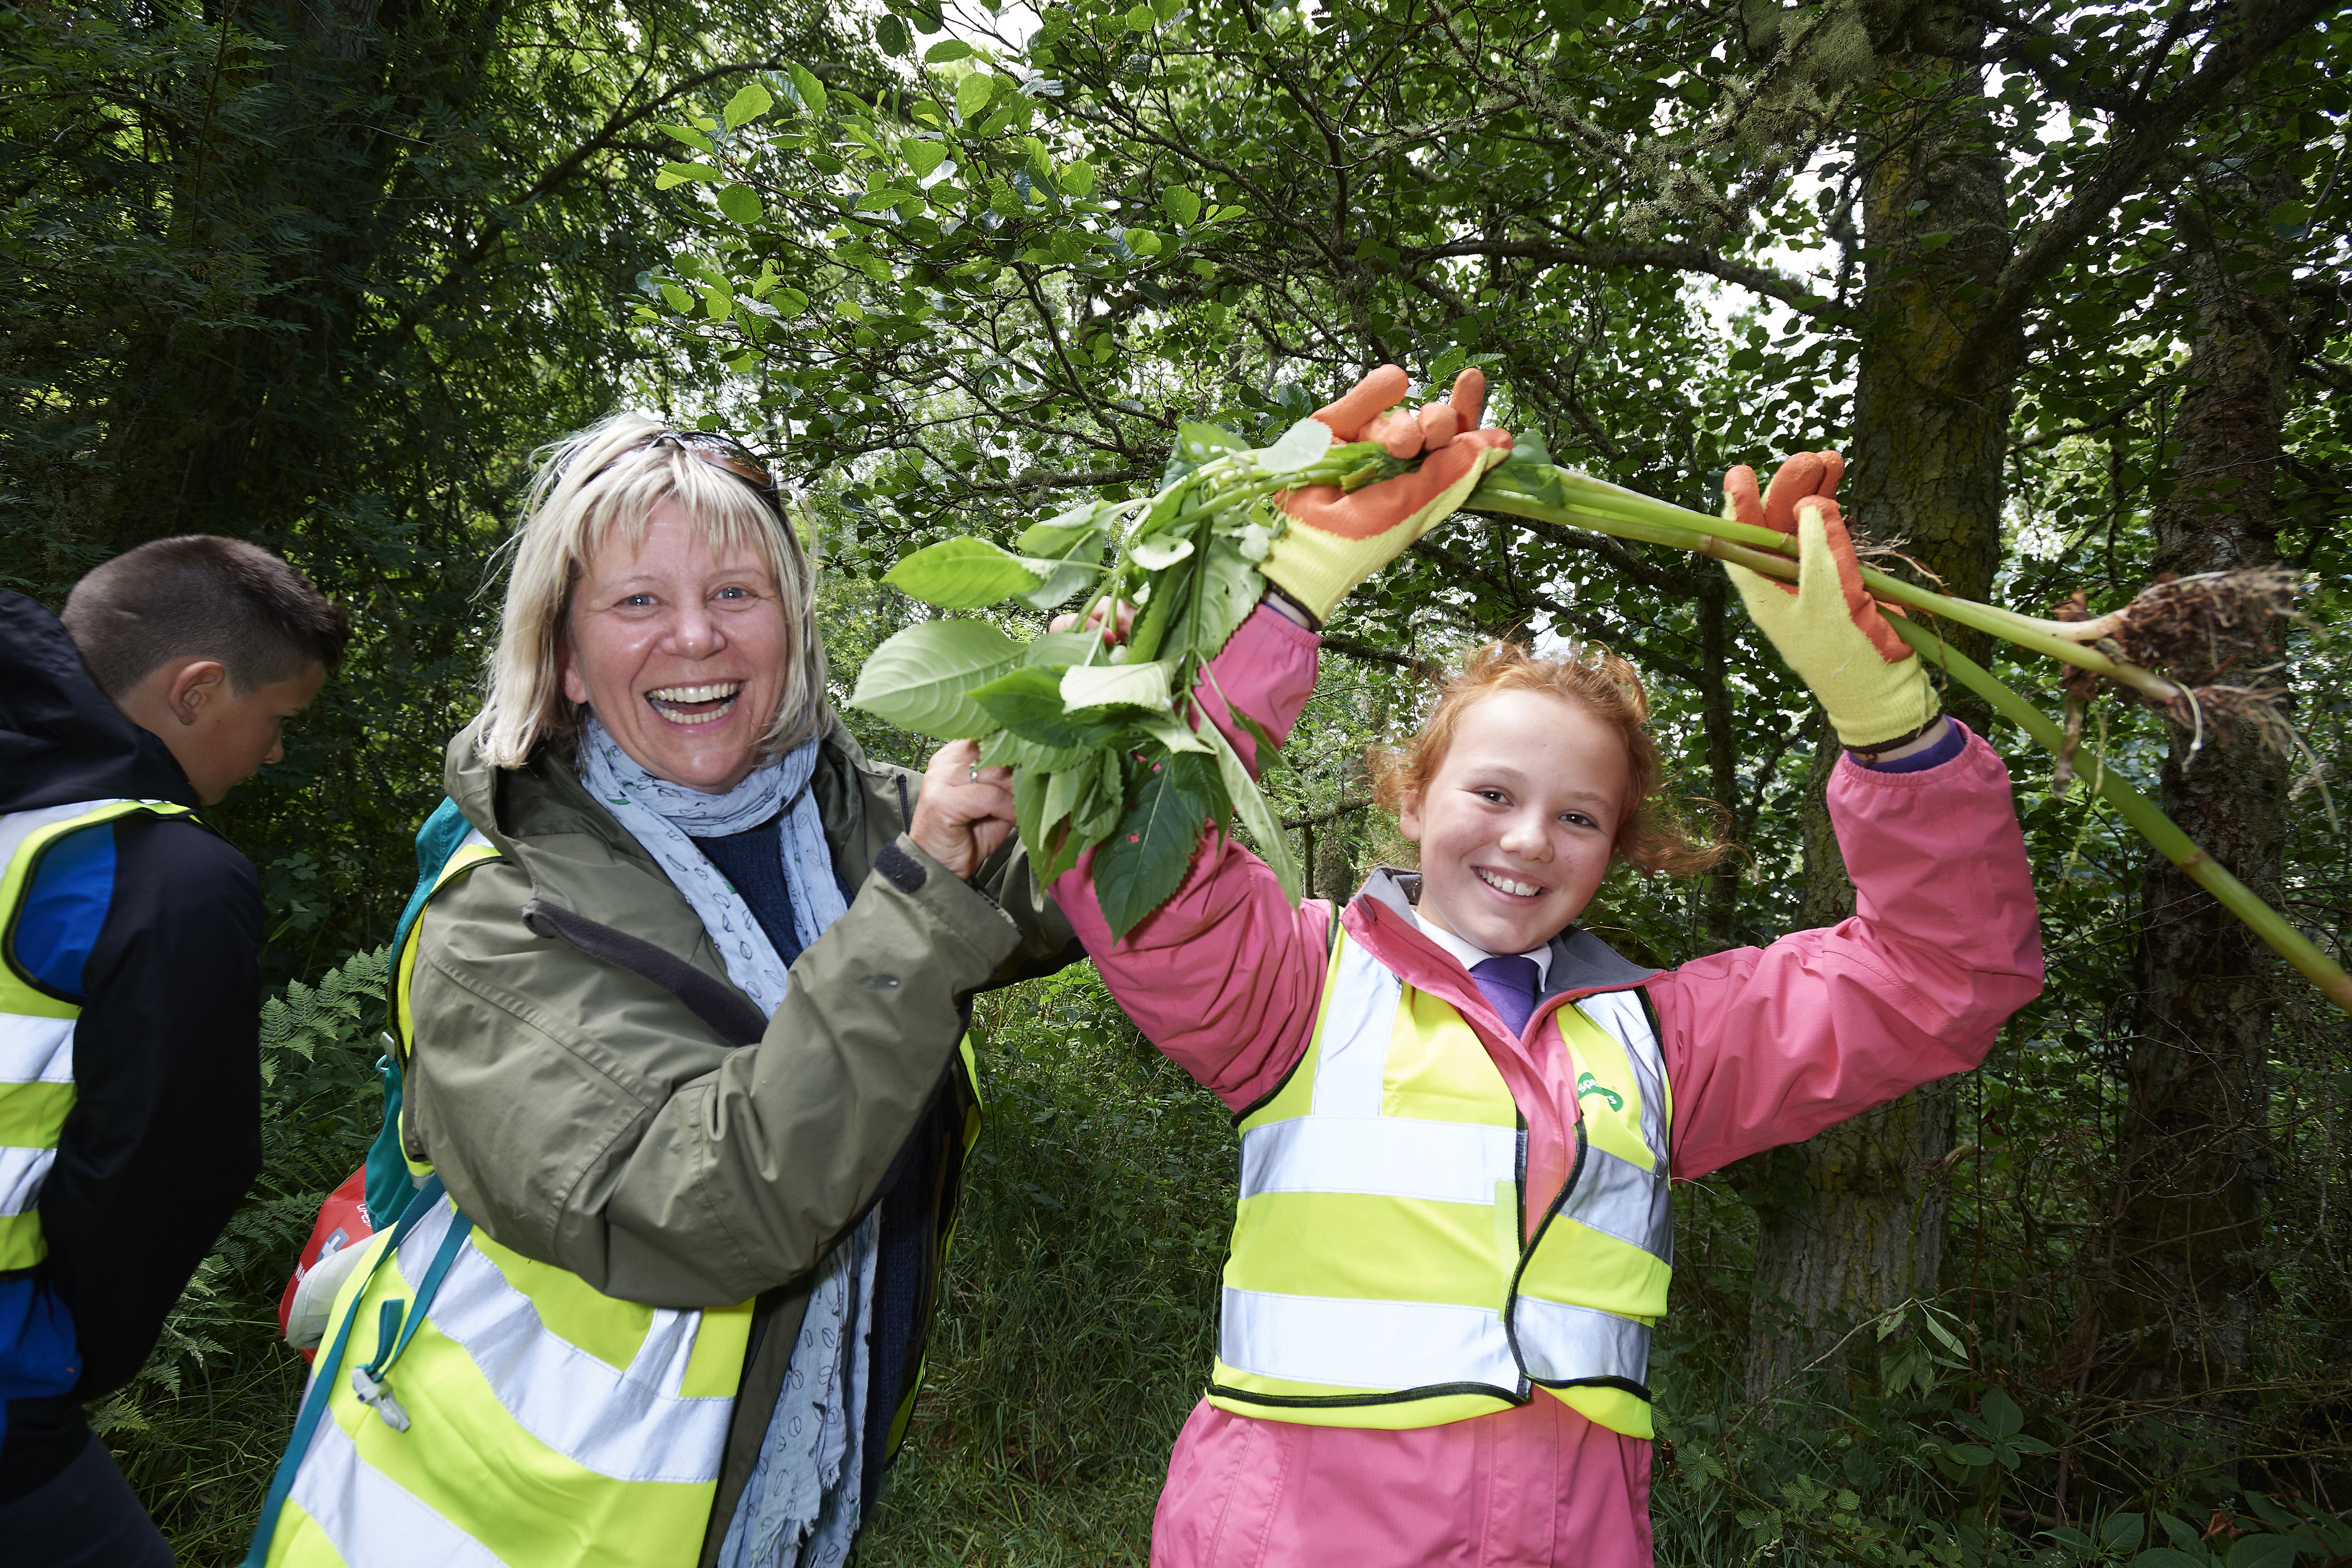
top-left (1686, 538), bottom-right (2352, 1016)
top-left (1893, 620), bottom-right (2352, 1017)
top-left (1470, 476), bottom-right (2188, 706)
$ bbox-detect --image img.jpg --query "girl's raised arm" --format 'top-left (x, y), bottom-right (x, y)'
top-left (1052, 605), bottom-right (1333, 1111)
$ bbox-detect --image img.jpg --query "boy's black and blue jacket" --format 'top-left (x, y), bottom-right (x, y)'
top-left (0, 593), bottom-right (263, 1502)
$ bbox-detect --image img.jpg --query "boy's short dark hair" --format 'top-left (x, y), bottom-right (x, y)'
top-left (61, 536), bottom-right (352, 698)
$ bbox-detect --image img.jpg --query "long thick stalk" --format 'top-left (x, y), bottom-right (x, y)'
top-left (1897, 620), bottom-right (2352, 1015)
top-left (1532, 513), bottom-right (2352, 1017)
top-left (1470, 475), bottom-right (2189, 705)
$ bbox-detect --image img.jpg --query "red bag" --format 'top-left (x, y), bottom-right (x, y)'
top-left (278, 1166), bottom-right (374, 1363)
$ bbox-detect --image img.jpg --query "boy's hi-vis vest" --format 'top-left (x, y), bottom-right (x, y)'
top-left (248, 829), bottom-right (757, 1568)
top-left (1, 800), bottom-right (197, 1275)
top-left (1209, 928), bottom-right (1673, 1439)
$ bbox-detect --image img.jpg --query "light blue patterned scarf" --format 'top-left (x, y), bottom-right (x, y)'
top-left (578, 715), bottom-right (878, 1568)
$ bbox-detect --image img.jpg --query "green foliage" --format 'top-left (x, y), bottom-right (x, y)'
top-left (105, 947), bottom-right (388, 1563)
top-left (849, 418), bottom-right (1392, 936)
top-left (855, 967), bottom-right (1235, 1564)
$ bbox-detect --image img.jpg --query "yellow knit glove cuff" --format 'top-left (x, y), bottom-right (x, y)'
top-left (1261, 444), bottom-right (1511, 624)
top-left (1723, 502), bottom-right (1939, 748)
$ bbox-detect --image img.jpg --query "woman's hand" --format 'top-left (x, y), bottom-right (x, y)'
top-left (909, 739), bottom-right (1016, 880)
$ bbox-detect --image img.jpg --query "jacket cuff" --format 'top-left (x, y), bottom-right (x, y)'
top-left (877, 833), bottom-right (1023, 975)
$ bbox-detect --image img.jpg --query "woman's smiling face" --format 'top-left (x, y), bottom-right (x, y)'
top-left (1398, 687), bottom-right (1630, 956)
top-left (560, 498), bottom-right (790, 793)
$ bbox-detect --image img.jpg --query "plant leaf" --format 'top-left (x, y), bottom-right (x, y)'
top-left (1022, 630), bottom-right (1104, 668)
top-left (906, 141), bottom-right (949, 180)
top-left (884, 537), bottom-right (1050, 607)
top-left (1174, 421), bottom-right (1248, 465)
top-left (955, 73), bottom-right (997, 123)
top-left (1018, 558), bottom-right (1097, 610)
top-left (1188, 532), bottom-right (1263, 658)
top-left (1018, 502), bottom-right (1110, 556)
top-left (976, 730), bottom-right (1092, 773)
top-left (975, 668), bottom-right (1106, 748)
top-left (716, 183), bottom-right (764, 225)
top-left (1094, 751), bottom-right (1216, 940)
top-left (724, 82), bottom-right (774, 129)
top-left (1129, 535), bottom-right (1194, 570)
top-left (1980, 1387), bottom-right (2022, 1439)
top-left (846, 620), bottom-right (1022, 737)
top-left (2227, 1537), bottom-right (2304, 1568)
top-left (1063, 659), bottom-right (1172, 712)
top-left (788, 63), bottom-right (828, 117)
top-left (1139, 712), bottom-right (1213, 753)
top-left (1257, 416), bottom-right (1333, 473)
top-left (1203, 713), bottom-right (1300, 905)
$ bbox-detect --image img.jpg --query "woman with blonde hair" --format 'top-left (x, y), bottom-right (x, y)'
top-left (247, 413), bottom-right (1070, 1568)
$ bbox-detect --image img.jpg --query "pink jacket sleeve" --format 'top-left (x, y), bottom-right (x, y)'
top-left (1654, 726), bottom-right (2043, 1181)
top-left (1051, 605), bottom-right (1330, 1110)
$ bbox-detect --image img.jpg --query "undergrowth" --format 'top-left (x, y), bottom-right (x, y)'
top-left (111, 946), bottom-right (388, 1565)
top-left (120, 947), bottom-right (2352, 1566)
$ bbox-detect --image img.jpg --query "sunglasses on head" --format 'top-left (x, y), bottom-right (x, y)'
top-left (575, 427), bottom-right (783, 517)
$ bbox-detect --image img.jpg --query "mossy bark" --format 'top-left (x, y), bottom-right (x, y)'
top-left (1743, 1), bottom-right (2023, 1402)
top-left (2076, 176), bottom-right (2297, 1460)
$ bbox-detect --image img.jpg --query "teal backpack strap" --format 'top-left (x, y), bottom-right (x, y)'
top-left (362, 799), bottom-right (474, 1230)
top-left (243, 1173), bottom-right (459, 1565)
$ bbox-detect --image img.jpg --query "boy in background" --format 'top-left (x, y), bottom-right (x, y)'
top-left (0, 537), bottom-right (348, 1565)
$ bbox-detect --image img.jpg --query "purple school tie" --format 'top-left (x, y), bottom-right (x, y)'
top-left (1470, 954), bottom-right (1541, 1037)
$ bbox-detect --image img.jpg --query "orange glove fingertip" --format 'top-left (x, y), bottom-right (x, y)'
top-left (1313, 364), bottom-right (1410, 441)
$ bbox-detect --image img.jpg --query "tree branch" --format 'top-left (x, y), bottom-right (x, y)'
top-left (1965, 0), bottom-right (2341, 372)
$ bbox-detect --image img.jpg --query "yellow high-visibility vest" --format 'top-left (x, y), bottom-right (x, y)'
top-left (255, 827), bottom-right (987, 1566)
top-left (255, 831), bottom-right (757, 1568)
top-left (1209, 928), bottom-right (1673, 1438)
top-left (1, 800), bottom-right (197, 1275)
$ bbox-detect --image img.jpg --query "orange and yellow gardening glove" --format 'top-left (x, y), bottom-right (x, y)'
top-left (1720, 452), bottom-right (1942, 753)
top-left (1260, 364), bottom-right (1515, 625)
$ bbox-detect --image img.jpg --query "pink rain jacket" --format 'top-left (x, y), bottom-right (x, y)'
top-left (1052, 606), bottom-right (2044, 1568)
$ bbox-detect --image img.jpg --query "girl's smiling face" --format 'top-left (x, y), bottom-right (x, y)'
top-left (1399, 688), bottom-right (1631, 956)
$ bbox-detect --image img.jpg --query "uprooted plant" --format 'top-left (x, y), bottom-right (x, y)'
top-left (848, 419), bottom-right (2349, 1013)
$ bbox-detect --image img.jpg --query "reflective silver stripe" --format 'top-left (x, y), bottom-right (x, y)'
top-left (0, 800), bottom-right (124, 870)
top-left (1309, 938), bottom-right (1400, 1117)
top-left (1241, 1115), bottom-right (1517, 1206)
top-left (0, 1145), bottom-right (54, 1216)
top-left (1561, 1145), bottom-right (1672, 1263)
top-left (1220, 1287), bottom-right (1520, 1392)
top-left (0, 1016), bottom-right (73, 1086)
top-left (1574, 990), bottom-right (1669, 1161)
top-left (1513, 1296), bottom-right (1652, 1386)
top-left (400, 1199), bottom-right (734, 1485)
top-left (287, 1399), bottom-right (508, 1568)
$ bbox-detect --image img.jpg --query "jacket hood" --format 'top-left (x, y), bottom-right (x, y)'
top-left (1350, 864), bottom-right (1655, 999)
top-left (0, 591), bottom-right (194, 814)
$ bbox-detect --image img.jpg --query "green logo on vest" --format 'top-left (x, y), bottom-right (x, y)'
top-left (1577, 1072), bottom-right (1623, 1112)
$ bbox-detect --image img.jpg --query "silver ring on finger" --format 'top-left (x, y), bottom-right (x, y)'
top-left (968, 762), bottom-right (980, 782)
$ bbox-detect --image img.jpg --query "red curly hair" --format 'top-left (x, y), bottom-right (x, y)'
top-left (1370, 642), bottom-right (1727, 877)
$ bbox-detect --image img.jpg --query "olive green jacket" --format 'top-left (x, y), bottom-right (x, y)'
top-left (400, 706), bottom-right (1075, 1556)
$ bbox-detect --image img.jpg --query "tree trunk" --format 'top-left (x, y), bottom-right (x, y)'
top-left (1742, 2), bottom-right (2023, 1401)
top-left (1698, 577), bottom-right (1740, 947)
top-left (2081, 176), bottom-right (2297, 1460)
